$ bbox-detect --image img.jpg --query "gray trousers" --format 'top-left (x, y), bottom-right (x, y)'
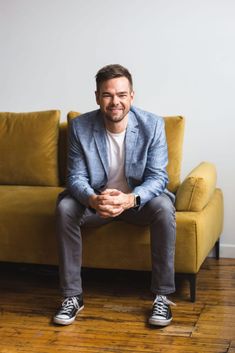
top-left (55, 192), bottom-right (176, 297)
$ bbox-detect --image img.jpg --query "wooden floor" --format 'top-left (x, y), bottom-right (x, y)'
top-left (0, 258), bottom-right (235, 353)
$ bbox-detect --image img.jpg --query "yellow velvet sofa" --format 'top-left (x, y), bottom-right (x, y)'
top-left (0, 110), bottom-right (224, 301)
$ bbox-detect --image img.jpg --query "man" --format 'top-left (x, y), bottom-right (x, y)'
top-left (54, 64), bottom-right (176, 327)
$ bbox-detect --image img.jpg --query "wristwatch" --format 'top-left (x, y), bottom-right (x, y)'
top-left (134, 194), bottom-right (141, 208)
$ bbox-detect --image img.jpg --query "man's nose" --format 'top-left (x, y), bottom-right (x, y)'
top-left (111, 95), bottom-right (119, 105)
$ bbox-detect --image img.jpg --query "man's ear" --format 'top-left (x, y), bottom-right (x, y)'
top-left (131, 90), bottom-right (135, 103)
top-left (95, 91), bottom-right (100, 105)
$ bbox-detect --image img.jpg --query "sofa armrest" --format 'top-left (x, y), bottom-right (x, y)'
top-left (175, 162), bottom-right (217, 211)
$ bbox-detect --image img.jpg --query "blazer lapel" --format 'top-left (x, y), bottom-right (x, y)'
top-left (93, 112), bottom-right (109, 177)
top-left (125, 110), bottom-right (139, 177)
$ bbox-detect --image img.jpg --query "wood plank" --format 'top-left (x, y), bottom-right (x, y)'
top-left (0, 326), bottom-right (230, 353)
top-left (228, 341), bottom-right (235, 352)
top-left (193, 305), bottom-right (235, 339)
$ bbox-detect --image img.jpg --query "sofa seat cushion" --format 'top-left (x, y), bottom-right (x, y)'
top-left (0, 185), bottom-right (63, 264)
top-left (0, 110), bottom-right (60, 186)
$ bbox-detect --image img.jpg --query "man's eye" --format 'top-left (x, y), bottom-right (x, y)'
top-left (119, 94), bottom-right (127, 98)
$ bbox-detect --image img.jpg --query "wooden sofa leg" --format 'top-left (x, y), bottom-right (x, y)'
top-left (188, 274), bottom-right (197, 302)
top-left (215, 239), bottom-right (220, 259)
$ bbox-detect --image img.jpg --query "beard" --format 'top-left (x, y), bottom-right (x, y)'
top-left (102, 106), bottom-right (130, 124)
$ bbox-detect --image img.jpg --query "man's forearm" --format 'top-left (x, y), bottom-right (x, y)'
top-left (67, 177), bottom-right (95, 208)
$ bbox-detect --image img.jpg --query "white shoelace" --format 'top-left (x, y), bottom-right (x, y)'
top-left (60, 297), bottom-right (79, 314)
top-left (152, 295), bottom-right (176, 316)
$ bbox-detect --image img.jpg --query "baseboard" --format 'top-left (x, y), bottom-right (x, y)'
top-left (209, 244), bottom-right (235, 259)
top-left (220, 244), bottom-right (235, 258)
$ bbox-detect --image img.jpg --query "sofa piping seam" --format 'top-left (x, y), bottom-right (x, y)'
top-left (188, 178), bottom-right (199, 211)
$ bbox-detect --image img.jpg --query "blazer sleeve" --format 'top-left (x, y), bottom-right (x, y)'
top-left (66, 120), bottom-right (95, 207)
top-left (132, 118), bottom-right (169, 205)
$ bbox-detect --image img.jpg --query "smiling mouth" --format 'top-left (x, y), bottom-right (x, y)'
top-left (109, 107), bottom-right (122, 111)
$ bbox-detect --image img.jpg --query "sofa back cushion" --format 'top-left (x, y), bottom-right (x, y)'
top-left (59, 112), bottom-right (185, 192)
top-left (164, 116), bottom-right (185, 192)
top-left (58, 111), bottom-right (80, 186)
top-left (0, 110), bottom-right (60, 186)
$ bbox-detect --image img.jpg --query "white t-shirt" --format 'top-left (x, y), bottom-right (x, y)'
top-left (105, 129), bottom-right (131, 193)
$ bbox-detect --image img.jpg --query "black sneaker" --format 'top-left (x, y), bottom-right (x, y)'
top-left (53, 295), bottom-right (84, 325)
top-left (149, 295), bottom-right (175, 326)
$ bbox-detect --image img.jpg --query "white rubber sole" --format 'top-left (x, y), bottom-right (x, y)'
top-left (53, 305), bottom-right (84, 325)
top-left (149, 316), bottom-right (172, 327)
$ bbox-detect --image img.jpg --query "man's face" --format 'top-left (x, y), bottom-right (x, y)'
top-left (95, 77), bottom-right (134, 124)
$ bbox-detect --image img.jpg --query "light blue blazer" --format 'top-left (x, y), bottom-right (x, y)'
top-left (67, 106), bottom-right (172, 207)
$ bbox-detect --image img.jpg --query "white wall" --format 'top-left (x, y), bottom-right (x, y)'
top-left (1, 0), bottom-right (234, 257)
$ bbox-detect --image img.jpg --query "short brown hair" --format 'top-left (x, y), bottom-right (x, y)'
top-left (95, 64), bottom-right (133, 92)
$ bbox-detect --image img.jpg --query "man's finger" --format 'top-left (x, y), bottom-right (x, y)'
top-left (101, 189), bottom-right (121, 196)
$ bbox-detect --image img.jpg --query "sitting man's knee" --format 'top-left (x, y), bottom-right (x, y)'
top-left (56, 195), bottom-right (84, 218)
top-left (147, 194), bottom-right (175, 220)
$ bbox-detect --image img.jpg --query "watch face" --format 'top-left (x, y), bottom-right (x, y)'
top-left (136, 195), bottom-right (141, 207)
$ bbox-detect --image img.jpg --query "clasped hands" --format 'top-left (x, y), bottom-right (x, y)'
top-left (89, 189), bottom-right (135, 218)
